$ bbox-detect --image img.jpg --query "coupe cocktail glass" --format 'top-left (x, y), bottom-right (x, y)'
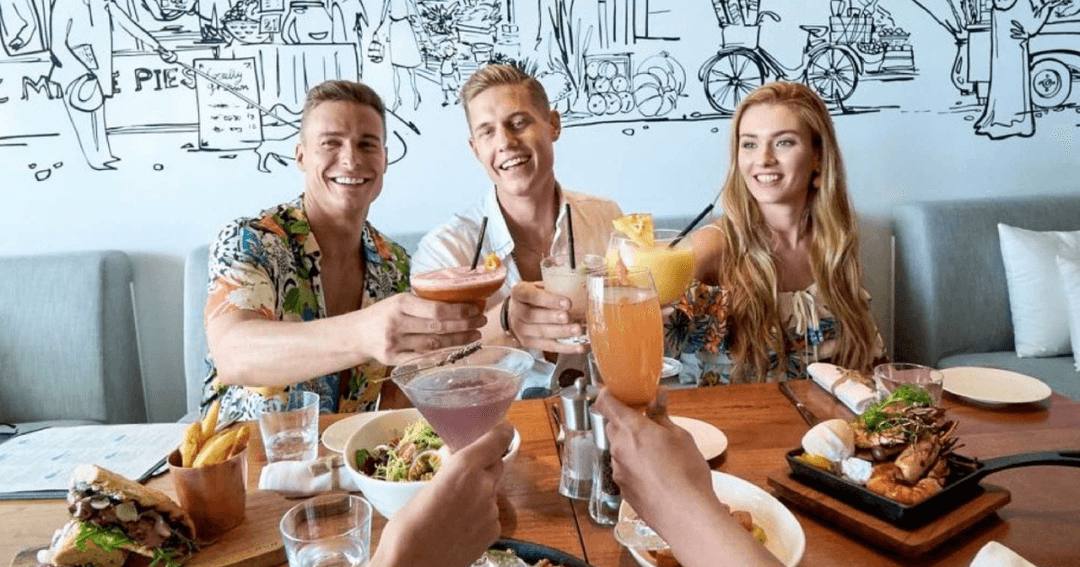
top-left (586, 268), bottom-right (664, 408)
top-left (608, 228), bottom-right (694, 305)
top-left (391, 345), bottom-right (533, 451)
top-left (410, 264), bottom-right (508, 308)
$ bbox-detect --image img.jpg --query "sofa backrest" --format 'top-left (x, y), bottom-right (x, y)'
top-left (892, 195), bottom-right (1080, 366)
top-left (0, 251), bottom-right (147, 424)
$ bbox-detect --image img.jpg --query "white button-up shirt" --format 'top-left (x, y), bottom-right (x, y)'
top-left (412, 185), bottom-right (623, 394)
top-left (412, 186), bottom-right (623, 311)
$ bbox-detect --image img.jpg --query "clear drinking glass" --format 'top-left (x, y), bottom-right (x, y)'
top-left (257, 390), bottom-right (320, 462)
top-left (540, 253), bottom-right (606, 345)
top-left (607, 228), bottom-right (695, 305)
top-left (280, 494), bottom-right (372, 567)
top-left (586, 268), bottom-right (664, 408)
top-left (873, 362), bottom-right (944, 405)
top-left (391, 345), bottom-right (533, 451)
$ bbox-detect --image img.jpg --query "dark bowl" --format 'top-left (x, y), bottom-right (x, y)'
top-left (490, 538), bottom-right (593, 567)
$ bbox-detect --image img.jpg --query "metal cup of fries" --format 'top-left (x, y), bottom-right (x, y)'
top-left (167, 401), bottom-right (251, 539)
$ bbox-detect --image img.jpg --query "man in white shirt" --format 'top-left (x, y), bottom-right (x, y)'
top-left (412, 64), bottom-right (622, 387)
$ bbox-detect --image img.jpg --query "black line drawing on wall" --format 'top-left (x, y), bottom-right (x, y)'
top-left (49, 0), bottom-right (177, 170)
top-left (913, 0), bottom-right (1080, 139)
top-left (2, 0), bottom-right (1078, 183)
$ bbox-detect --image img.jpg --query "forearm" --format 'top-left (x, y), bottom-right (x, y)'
top-left (663, 498), bottom-right (782, 567)
top-left (209, 313), bottom-right (371, 387)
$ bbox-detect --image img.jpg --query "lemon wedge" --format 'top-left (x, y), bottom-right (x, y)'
top-left (613, 213), bottom-right (655, 247)
top-left (796, 452), bottom-right (834, 471)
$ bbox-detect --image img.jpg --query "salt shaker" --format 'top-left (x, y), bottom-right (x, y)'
top-left (588, 408), bottom-right (620, 525)
top-left (558, 377), bottom-right (597, 500)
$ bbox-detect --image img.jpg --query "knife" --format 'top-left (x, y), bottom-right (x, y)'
top-left (779, 381), bottom-right (819, 426)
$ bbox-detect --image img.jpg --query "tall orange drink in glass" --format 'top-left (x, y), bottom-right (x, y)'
top-left (586, 268), bottom-right (664, 407)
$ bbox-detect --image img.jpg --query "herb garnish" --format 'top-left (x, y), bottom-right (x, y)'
top-left (149, 548), bottom-right (183, 567)
top-left (860, 384), bottom-right (934, 433)
top-left (74, 522), bottom-right (133, 553)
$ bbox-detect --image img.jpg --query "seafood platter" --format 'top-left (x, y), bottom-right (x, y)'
top-left (785, 384), bottom-right (1080, 526)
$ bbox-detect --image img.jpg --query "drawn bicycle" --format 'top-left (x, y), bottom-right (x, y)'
top-left (698, 11), bottom-right (866, 113)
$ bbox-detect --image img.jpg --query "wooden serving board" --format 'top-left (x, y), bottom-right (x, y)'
top-left (12, 490), bottom-right (296, 567)
top-left (767, 471), bottom-right (1011, 557)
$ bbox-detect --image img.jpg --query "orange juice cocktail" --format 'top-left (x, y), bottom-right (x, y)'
top-left (586, 268), bottom-right (664, 407)
top-left (609, 229), bottom-right (694, 304)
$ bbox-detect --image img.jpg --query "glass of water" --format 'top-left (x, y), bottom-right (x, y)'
top-left (257, 389), bottom-right (320, 462)
top-left (281, 494), bottom-right (372, 567)
top-left (873, 362), bottom-right (944, 405)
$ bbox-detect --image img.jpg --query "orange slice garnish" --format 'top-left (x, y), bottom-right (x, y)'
top-left (484, 253), bottom-right (501, 272)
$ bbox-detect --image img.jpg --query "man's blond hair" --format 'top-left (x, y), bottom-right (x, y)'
top-left (460, 64), bottom-right (550, 122)
top-left (300, 80), bottom-right (386, 139)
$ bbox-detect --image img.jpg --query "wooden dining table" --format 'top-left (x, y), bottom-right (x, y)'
top-left (3, 382), bottom-right (1078, 567)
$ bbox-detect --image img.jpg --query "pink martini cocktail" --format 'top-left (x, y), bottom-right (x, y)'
top-left (390, 346), bottom-right (533, 451)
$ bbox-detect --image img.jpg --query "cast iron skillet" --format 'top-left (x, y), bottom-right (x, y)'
top-left (490, 538), bottom-right (594, 567)
top-left (785, 448), bottom-right (1080, 527)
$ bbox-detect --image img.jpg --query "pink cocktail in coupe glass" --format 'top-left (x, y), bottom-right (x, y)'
top-left (390, 346), bottom-right (533, 451)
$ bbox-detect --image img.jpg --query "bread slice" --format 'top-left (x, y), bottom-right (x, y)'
top-left (69, 464), bottom-right (197, 558)
top-left (37, 520), bottom-right (127, 567)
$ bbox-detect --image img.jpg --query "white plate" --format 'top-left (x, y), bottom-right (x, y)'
top-left (670, 416), bottom-right (727, 460)
top-left (618, 471), bottom-right (805, 567)
top-left (321, 409), bottom-right (395, 453)
top-left (940, 366), bottom-right (1052, 405)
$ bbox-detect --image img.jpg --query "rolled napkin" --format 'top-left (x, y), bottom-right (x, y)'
top-left (969, 541), bottom-right (1036, 567)
top-left (807, 362), bottom-right (877, 415)
top-left (258, 454), bottom-right (364, 497)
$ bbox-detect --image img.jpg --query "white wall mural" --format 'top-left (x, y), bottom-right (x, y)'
top-left (2, 0), bottom-right (1078, 180)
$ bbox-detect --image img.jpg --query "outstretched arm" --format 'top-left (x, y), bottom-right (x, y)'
top-left (593, 389), bottom-right (784, 567)
top-left (105, 0), bottom-right (176, 61)
top-left (207, 294), bottom-right (485, 388)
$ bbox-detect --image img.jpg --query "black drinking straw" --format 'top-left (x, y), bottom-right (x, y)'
top-left (669, 204), bottom-right (715, 248)
top-left (565, 203), bottom-right (576, 269)
top-left (470, 216), bottom-right (489, 270)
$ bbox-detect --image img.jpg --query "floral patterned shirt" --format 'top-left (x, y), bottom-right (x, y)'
top-left (202, 196), bottom-right (410, 421)
top-left (665, 282), bottom-right (885, 386)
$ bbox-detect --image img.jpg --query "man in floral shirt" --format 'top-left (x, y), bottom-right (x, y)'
top-left (203, 80), bottom-right (486, 420)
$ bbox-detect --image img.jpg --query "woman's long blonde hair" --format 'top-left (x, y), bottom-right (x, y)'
top-left (716, 82), bottom-right (878, 381)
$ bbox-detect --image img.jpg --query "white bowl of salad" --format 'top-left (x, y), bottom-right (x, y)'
top-left (342, 408), bottom-right (520, 519)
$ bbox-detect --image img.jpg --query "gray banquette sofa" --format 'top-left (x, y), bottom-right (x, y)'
top-left (0, 251), bottom-right (147, 428)
top-left (892, 195), bottom-right (1080, 400)
top-left (182, 215), bottom-right (700, 412)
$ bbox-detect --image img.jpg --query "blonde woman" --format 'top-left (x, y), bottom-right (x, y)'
top-left (668, 81), bottom-right (885, 385)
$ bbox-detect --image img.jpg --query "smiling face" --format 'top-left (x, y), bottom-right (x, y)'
top-left (466, 83), bottom-right (560, 200)
top-left (737, 103), bottom-right (820, 210)
top-left (295, 100), bottom-right (387, 219)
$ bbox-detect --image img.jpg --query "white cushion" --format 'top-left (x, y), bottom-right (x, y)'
top-left (1056, 255), bottom-right (1080, 372)
top-left (997, 224), bottom-right (1080, 357)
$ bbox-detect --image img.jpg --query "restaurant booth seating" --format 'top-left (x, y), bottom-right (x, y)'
top-left (892, 195), bottom-right (1080, 400)
top-left (0, 251), bottom-right (148, 426)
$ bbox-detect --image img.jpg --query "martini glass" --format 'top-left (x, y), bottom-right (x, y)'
top-left (586, 267), bottom-right (664, 408)
top-left (391, 345), bottom-right (533, 451)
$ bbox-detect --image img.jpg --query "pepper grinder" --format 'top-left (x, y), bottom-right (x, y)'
top-left (588, 407), bottom-right (620, 525)
top-left (558, 377), bottom-right (597, 500)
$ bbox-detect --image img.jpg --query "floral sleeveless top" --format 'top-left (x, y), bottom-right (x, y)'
top-left (665, 281), bottom-right (885, 386)
top-left (202, 196), bottom-right (410, 421)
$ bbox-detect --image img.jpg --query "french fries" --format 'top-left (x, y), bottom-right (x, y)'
top-left (177, 400), bottom-right (251, 468)
top-left (201, 400), bottom-right (220, 440)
